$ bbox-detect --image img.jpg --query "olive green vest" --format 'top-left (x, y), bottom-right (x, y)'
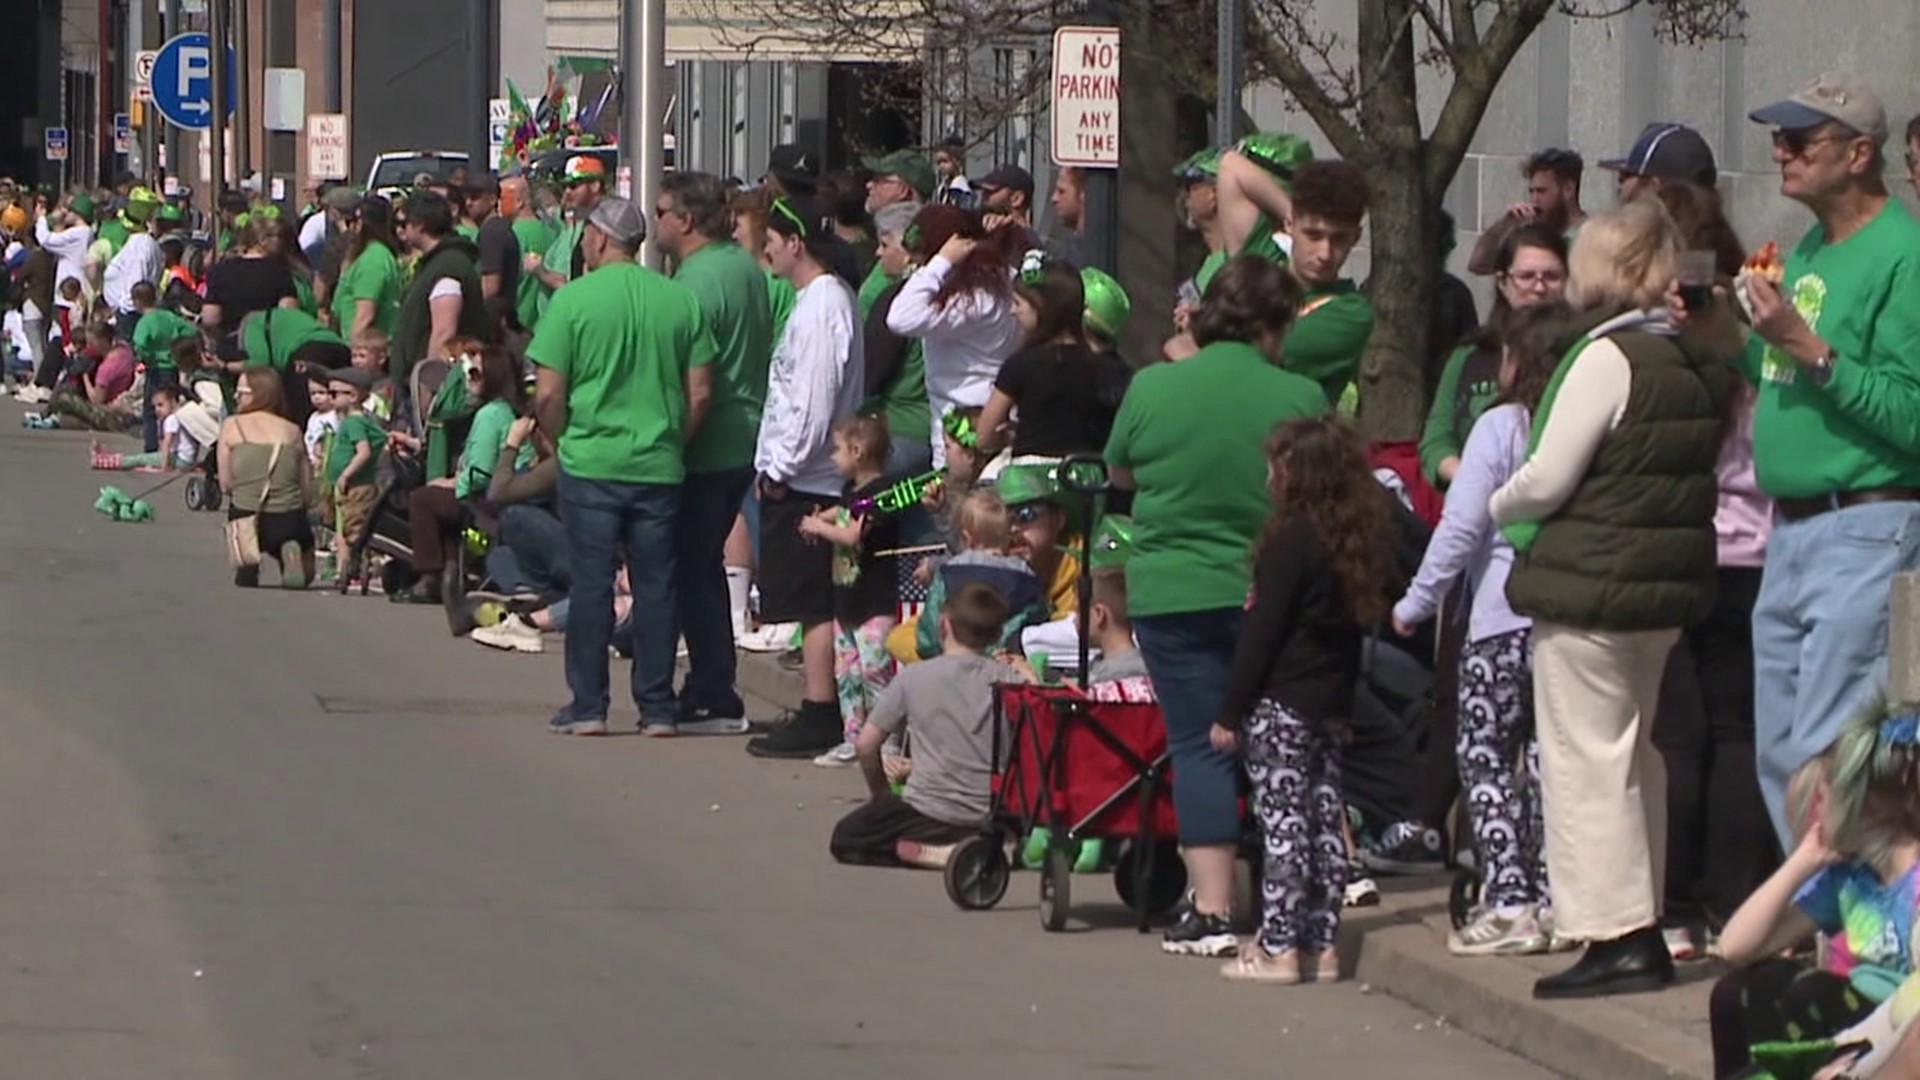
top-left (393, 236), bottom-right (486, 391)
top-left (1506, 312), bottom-right (1732, 632)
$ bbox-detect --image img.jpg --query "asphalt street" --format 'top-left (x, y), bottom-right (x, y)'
top-left (0, 419), bottom-right (1562, 1079)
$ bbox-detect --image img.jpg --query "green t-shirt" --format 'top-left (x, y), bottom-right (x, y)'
top-left (1193, 250), bottom-right (1230, 297)
top-left (1742, 200), bottom-right (1920, 500)
top-left (857, 263), bottom-right (893, 318)
top-left (527, 261), bottom-right (718, 484)
top-left (331, 242), bottom-right (403, 337)
top-left (854, 265), bottom-right (932, 445)
top-left (1104, 341), bottom-right (1330, 617)
top-left (673, 241), bottom-right (774, 474)
top-left (455, 223), bottom-right (479, 241)
top-left (538, 222), bottom-right (585, 319)
top-left (98, 217), bottom-right (131, 258)
top-left (242, 309), bottom-right (346, 370)
top-left (292, 272), bottom-right (317, 316)
top-left (1195, 214), bottom-right (1284, 295)
top-left (1285, 280), bottom-right (1373, 407)
top-left (131, 308), bottom-right (199, 369)
top-left (323, 411), bottom-right (387, 488)
top-left (454, 398), bottom-right (533, 498)
top-left (766, 269), bottom-right (797, 346)
top-left (1419, 344), bottom-right (1502, 485)
top-left (510, 215), bottom-right (559, 330)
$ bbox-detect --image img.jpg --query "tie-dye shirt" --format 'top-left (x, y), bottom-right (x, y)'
top-left (1795, 860), bottom-right (1920, 1000)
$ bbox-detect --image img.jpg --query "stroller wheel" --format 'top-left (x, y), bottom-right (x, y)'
top-left (183, 476), bottom-right (204, 511)
top-left (1039, 847), bottom-right (1072, 932)
top-left (1448, 866), bottom-right (1483, 930)
top-left (944, 835), bottom-right (1011, 911)
top-left (1113, 841), bottom-right (1188, 916)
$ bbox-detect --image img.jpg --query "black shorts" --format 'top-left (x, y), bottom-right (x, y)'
top-left (230, 507), bottom-right (315, 558)
top-left (758, 487), bottom-right (836, 626)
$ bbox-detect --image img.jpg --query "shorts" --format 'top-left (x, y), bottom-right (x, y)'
top-left (229, 507), bottom-right (315, 557)
top-left (322, 483), bottom-right (380, 545)
top-left (757, 487), bottom-right (836, 625)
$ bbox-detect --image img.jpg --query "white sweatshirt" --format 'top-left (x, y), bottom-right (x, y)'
top-left (885, 254), bottom-right (1021, 466)
top-left (104, 232), bottom-right (162, 314)
top-left (755, 273), bottom-right (865, 497)
top-left (36, 217), bottom-right (94, 295)
top-left (1489, 309), bottom-right (1672, 528)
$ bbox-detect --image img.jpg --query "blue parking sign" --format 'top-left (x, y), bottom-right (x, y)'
top-left (151, 32), bottom-right (237, 131)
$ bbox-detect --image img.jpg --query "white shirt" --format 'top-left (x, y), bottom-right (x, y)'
top-left (36, 217), bottom-right (93, 295)
top-left (298, 211), bottom-right (330, 253)
top-left (103, 232), bottom-right (162, 313)
top-left (428, 277), bottom-right (462, 301)
top-left (161, 414), bottom-right (203, 468)
top-left (754, 273), bottom-right (864, 497)
top-left (305, 409), bottom-right (341, 465)
top-left (885, 254), bottom-right (1021, 467)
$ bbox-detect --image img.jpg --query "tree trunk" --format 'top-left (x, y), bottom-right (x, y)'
top-left (1356, 155), bottom-right (1433, 443)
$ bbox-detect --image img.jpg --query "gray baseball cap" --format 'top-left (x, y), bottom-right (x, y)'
top-left (587, 196), bottom-right (647, 247)
top-left (1750, 71), bottom-right (1889, 142)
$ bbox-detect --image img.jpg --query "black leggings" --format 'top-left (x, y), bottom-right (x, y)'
top-left (1709, 959), bottom-right (1872, 1078)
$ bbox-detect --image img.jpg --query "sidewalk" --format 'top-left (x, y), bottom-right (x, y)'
top-left (736, 648), bottom-right (1716, 1080)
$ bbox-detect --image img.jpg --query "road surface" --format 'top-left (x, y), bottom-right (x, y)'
top-left (0, 421), bottom-right (1561, 1079)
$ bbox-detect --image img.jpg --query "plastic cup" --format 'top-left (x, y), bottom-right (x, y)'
top-left (1677, 250), bottom-right (1716, 312)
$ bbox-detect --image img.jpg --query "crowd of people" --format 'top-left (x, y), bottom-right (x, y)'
top-left (12, 65), bottom-right (1920, 1077)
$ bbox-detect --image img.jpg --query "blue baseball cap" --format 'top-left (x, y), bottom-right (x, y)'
top-left (1599, 123), bottom-right (1718, 184)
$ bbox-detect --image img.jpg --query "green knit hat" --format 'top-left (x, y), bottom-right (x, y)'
top-left (1089, 515), bottom-right (1134, 569)
top-left (1079, 267), bottom-right (1131, 342)
top-left (1235, 132), bottom-right (1315, 185)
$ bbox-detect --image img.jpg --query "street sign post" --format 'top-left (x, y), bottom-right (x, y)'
top-left (44, 128), bottom-right (68, 162)
top-left (306, 113), bottom-right (348, 180)
top-left (1050, 26), bottom-right (1122, 168)
top-left (135, 49), bottom-right (159, 103)
top-left (113, 113), bottom-right (133, 155)
top-left (151, 32), bottom-right (237, 131)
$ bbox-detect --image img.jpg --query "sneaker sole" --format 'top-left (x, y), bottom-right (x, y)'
top-left (746, 742), bottom-right (839, 760)
top-left (1161, 934), bottom-right (1239, 958)
top-left (549, 720), bottom-right (609, 736)
top-left (1532, 971), bottom-right (1673, 1001)
top-left (812, 754), bottom-right (856, 767)
top-left (676, 718), bottom-right (750, 736)
top-left (474, 633), bottom-right (544, 654)
top-left (1449, 936), bottom-right (1551, 958)
top-left (641, 725), bottom-right (680, 738)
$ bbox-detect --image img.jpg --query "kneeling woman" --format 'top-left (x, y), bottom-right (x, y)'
top-left (393, 346), bottom-right (528, 605)
top-left (218, 367), bottom-right (315, 588)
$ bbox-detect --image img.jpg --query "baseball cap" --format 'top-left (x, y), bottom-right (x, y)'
top-left (765, 144), bottom-right (820, 191)
top-left (862, 150), bottom-right (937, 200)
top-left (323, 185), bottom-right (362, 213)
top-left (1750, 71), bottom-right (1889, 142)
top-left (563, 155), bottom-right (608, 185)
top-left (976, 164), bottom-right (1035, 199)
top-left (586, 196), bottom-right (647, 247)
top-left (326, 366), bottom-right (374, 392)
top-left (464, 174), bottom-right (502, 197)
top-left (1599, 123), bottom-right (1719, 183)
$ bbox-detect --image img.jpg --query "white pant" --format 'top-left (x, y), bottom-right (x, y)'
top-left (1531, 621), bottom-right (1677, 941)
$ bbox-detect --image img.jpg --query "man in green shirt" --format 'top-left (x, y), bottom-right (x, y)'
top-left (527, 155), bottom-right (608, 318)
top-left (530, 196), bottom-right (717, 738)
top-left (1729, 72), bottom-right (1920, 843)
top-left (1210, 131), bottom-right (1314, 287)
top-left (502, 177), bottom-right (559, 331)
top-left (656, 171), bottom-right (773, 730)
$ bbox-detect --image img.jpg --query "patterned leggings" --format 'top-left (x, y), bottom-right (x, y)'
top-left (834, 615), bottom-right (899, 743)
top-left (1458, 629), bottom-right (1549, 910)
top-left (1245, 697), bottom-right (1348, 956)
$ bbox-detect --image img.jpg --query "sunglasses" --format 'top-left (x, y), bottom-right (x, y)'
top-left (1771, 128), bottom-right (1855, 158)
top-left (1009, 503), bottom-right (1048, 526)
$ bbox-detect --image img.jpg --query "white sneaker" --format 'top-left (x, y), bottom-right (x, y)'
top-left (1449, 906), bottom-right (1550, 956)
top-left (1343, 875), bottom-right (1382, 908)
top-left (471, 616), bottom-right (544, 654)
top-left (738, 622), bottom-right (798, 653)
top-left (812, 741), bottom-right (858, 767)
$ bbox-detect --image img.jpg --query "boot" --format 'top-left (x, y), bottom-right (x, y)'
top-left (1531, 925), bottom-right (1673, 1000)
top-left (745, 699), bottom-right (843, 759)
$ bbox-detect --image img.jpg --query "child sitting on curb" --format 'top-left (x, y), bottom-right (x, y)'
top-left (830, 582), bottom-right (1025, 868)
top-left (91, 384), bottom-right (218, 471)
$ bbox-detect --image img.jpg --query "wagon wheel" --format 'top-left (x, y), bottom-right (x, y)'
top-left (945, 835), bottom-right (1011, 911)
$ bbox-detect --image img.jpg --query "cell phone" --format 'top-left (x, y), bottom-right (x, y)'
top-left (1177, 281), bottom-right (1202, 308)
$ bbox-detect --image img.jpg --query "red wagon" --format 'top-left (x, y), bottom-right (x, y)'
top-left (942, 683), bottom-right (1190, 931)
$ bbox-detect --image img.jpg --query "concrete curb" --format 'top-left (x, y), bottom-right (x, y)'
top-left (731, 649), bottom-right (1712, 1080)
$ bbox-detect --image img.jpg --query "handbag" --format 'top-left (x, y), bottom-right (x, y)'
top-left (223, 435), bottom-right (284, 569)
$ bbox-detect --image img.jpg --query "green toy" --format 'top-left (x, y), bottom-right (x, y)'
top-left (850, 470), bottom-right (943, 517)
top-left (1234, 131), bottom-right (1315, 184)
top-left (94, 486), bottom-right (156, 522)
top-left (1089, 515), bottom-right (1134, 571)
top-left (1079, 267), bottom-right (1132, 343)
top-left (1172, 147), bottom-right (1223, 182)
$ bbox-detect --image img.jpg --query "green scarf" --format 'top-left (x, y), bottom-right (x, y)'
top-left (424, 373), bottom-right (475, 479)
top-left (1498, 333), bottom-right (1594, 553)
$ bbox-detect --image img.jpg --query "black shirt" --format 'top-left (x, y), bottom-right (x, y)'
top-left (833, 476), bottom-right (902, 625)
top-left (991, 342), bottom-right (1127, 457)
top-left (205, 255), bottom-right (295, 355)
top-left (1218, 514), bottom-right (1369, 732)
top-left (475, 216), bottom-right (521, 309)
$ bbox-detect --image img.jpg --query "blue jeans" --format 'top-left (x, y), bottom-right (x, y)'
top-left (143, 365), bottom-right (178, 454)
top-left (499, 502), bottom-right (571, 594)
top-left (557, 471), bottom-right (682, 727)
top-left (1135, 608), bottom-right (1246, 846)
top-left (676, 467), bottom-right (753, 712)
top-left (1755, 501), bottom-right (1920, 845)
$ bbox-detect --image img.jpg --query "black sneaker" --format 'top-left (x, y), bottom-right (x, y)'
top-left (1360, 821), bottom-right (1447, 875)
top-left (746, 701), bottom-right (841, 758)
top-left (1160, 906), bottom-right (1238, 957)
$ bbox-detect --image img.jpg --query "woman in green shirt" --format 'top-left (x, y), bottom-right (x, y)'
top-left (332, 196), bottom-right (404, 340)
top-left (395, 346), bottom-right (525, 606)
top-left (1104, 256), bottom-right (1332, 958)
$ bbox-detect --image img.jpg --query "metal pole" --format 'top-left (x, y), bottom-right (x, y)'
top-left (322, 0), bottom-right (341, 112)
top-left (164, 0), bottom-right (182, 186)
top-left (263, 0), bottom-right (295, 208)
top-left (1215, 0), bottom-right (1244, 144)
top-left (468, 0), bottom-right (492, 170)
top-left (128, 0), bottom-right (144, 178)
top-left (208, 0), bottom-right (228, 239)
top-left (623, 0), bottom-right (667, 269)
top-left (1081, 0), bottom-right (1120, 275)
top-left (233, 0), bottom-right (251, 194)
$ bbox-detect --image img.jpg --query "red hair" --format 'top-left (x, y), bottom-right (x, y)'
top-left (908, 204), bottom-right (1021, 310)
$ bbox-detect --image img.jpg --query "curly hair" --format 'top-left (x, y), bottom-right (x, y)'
top-left (1289, 160), bottom-right (1371, 226)
top-left (1258, 416), bottom-right (1395, 627)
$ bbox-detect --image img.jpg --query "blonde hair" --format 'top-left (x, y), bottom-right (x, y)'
top-left (350, 327), bottom-right (390, 351)
top-left (956, 488), bottom-right (1013, 551)
top-left (1565, 198), bottom-right (1680, 314)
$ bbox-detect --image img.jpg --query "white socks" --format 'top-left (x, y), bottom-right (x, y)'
top-left (726, 566), bottom-right (752, 638)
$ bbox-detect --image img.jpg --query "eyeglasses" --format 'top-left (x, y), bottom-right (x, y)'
top-left (1771, 128), bottom-right (1854, 159)
top-left (1503, 269), bottom-right (1566, 287)
top-left (769, 197), bottom-right (810, 240)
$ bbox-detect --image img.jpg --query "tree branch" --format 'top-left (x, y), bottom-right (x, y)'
top-left (1408, 0), bottom-right (1454, 60)
top-left (1243, 26), bottom-right (1366, 159)
top-left (1448, 0), bottom-right (1480, 51)
top-left (1421, 0), bottom-right (1555, 195)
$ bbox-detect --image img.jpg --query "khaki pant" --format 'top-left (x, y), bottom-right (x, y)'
top-left (1532, 621), bottom-right (1678, 941)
